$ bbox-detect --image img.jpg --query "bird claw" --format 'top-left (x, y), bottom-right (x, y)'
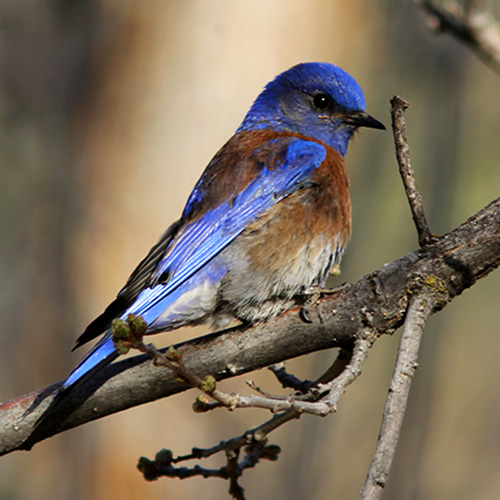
top-left (300, 306), bottom-right (313, 323)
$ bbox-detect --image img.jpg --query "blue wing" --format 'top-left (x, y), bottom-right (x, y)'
top-left (62, 137), bottom-right (327, 391)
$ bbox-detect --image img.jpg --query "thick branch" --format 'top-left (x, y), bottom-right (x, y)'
top-left (1, 197), bottom-right (499, 455)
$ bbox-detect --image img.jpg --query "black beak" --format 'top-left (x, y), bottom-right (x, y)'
top-left (345, 111), bottom-right (386, 130)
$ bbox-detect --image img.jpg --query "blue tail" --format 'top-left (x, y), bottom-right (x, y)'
top-left (30, 332), bottom-right (119, 433)
top-left (62, 333), bottom-right (118, 393)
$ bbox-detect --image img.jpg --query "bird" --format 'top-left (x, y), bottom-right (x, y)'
top-left (58, 62), bottom-right (385, 399)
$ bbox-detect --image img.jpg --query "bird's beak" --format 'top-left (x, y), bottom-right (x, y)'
top-left (345, 111), bottom-right (386, 130)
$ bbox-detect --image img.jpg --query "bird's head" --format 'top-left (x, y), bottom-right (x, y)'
top-left (238, 62), bottom-right (385, 156)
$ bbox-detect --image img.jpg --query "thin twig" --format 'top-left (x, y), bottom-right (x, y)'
top-left (138, 439), bottom-right (279, 500)
top-left (268, 363), bottom-right (315, 393)
top-left (324, 339), bottom-right (370, 409)
top-left (141, 334), bottom-right (370, 416)
top-left (137, 338), bottom-right (372, 493)
top-left (226, 448), bottom-right (244, 500)
top-left (390, 96), bottom-right (435, 248)
top-left (141, 342), bottom-right (240, 408)
top-left (360, 292), bottom-right (434, 500)
top-left (177, 411), bottom-right (296, 462)
top-left (267, 346), bottom-right (353, 394)
top-left (314, 347), bottom-right (353, 384)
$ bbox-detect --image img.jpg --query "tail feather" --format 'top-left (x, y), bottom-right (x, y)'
top-left (63, 334), bottom-right (118, 392)
top-left (29, 334), bottom-right (119, 438)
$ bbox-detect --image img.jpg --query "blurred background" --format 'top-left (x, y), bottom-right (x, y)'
top-left (1, 1), bottom-right (500, 499)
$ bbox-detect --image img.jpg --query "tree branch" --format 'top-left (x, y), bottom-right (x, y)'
top-left (136, 339), bottom-right (370, 491)
top-left (415, 0), bottom-right (500, 73)
top-left (360, 291), bottom-right (433, 499)
top-left (390, 96), bottom-right (434, 247)
top-left (1, 195), bottom-right (499, 456)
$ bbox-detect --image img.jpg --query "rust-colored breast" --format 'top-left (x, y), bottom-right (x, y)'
top-left (203, 130), bottom-right (353, 323)
top-left (184, 130), bottom-right (351, 245)
top-left (309, 142), bottom-right (352, 246)
top-left (241, 143), bottom-right (351, 277)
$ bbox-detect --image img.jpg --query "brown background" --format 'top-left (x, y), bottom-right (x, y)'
top-left (1, 1), bottom-right (500, 499)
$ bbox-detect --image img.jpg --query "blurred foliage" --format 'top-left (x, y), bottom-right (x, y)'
top-left (1, 1), bottom-right (499, 499)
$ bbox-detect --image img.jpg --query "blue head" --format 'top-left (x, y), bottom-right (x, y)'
top-left (238, 62), bottom-right (385, 156)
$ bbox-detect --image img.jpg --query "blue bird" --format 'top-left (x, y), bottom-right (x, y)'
top-left (61, 62), bottom-right (385, 395)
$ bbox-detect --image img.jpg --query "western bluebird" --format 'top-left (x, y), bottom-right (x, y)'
top-left (60, 62), bottom-right (385, 396)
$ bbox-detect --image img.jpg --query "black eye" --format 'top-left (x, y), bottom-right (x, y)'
top-left (312, 93), bottom-right (332, 110)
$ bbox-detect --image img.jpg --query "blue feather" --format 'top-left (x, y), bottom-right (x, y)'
top-left (61, 138), bottom-right (326, 391)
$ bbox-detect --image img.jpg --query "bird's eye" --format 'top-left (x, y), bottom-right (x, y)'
top-left (312, 93), bottom-right (332, 110)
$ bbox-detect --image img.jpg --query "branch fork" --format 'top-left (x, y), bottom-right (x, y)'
top-left (2, 93), bottom-right (498, 500)
top-left (88, 96), bottom-right (440, 500)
